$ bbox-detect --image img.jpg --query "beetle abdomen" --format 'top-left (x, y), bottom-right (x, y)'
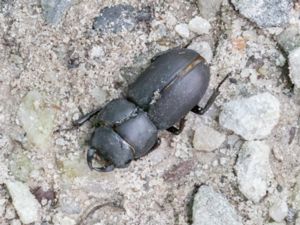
top-left (148, 60), bottom-right (209, 129)
top-left (127, 48), bottom-right (201, 109)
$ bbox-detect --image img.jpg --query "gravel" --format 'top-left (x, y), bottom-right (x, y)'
top-left (219, 93), bottom-right (280, 140)
top-left (193, 125), bottom-right (225, 151)
top-left (235, 141), bottom-right (272, 203)
top-left (192, 186), bottom-right (242, 225)
top-left (231, 0), bottom-right (292, 27)
top-left (289, 47), bottom-right (300, 88)
top-left (5, 180), bottom-right (41, 224)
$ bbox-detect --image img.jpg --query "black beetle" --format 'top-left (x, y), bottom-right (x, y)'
top-left (73, 48), bottom-right (229, 172)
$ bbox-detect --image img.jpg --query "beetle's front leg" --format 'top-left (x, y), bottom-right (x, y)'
top-left (73, 107), bottom-right (103, 127)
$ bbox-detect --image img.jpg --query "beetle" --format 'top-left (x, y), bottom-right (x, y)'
top-left (73, 48), bottom-right (229, 172)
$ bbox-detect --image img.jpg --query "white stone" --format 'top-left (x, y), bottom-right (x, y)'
top-left (219, 93), bottom-right (280, 140)
top-left (188, 41), bottom-right (213, 63)
top-left (5, 180), bottom-right (40, 224)
top-left (269, 200), bottom-right (288, 222)
top-left (175, 23), bottom-right (190, 38)
top-left (192, 186), bottom-right (242, 225)
top-left (18, 90), bottom-right (56, 148)
top-left (188, 16), bottom-right (211, 35)
top-left (289, 47), bottom-right (300, 88)
top-left (193, 125), bottom-right (225, 151)
top-left (235, 141), bottom-right (272, 203)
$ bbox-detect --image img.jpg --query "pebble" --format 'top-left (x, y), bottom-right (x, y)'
top-left (197, 0), bottom-right (223, 19)
top-left (175, 23), bottom-right (190, 38)
top-left (17, 90), bottom-right (56, 148)
top-left (277, 25), bottom-right (300, 52)
top-left (193, 125), bottom-right (225, 152)
top-left (90, 87), bottom-right (107, 105)
top-left (93, 4), bottom-right (152, 33)
top-left (188, 41), bottom-right (213, 63)
top-left (235, 141), bottom-right (272, 203)
top-left (269, 200), bottom-right (288, 222)
top-left (188, 16), bottom-right (211, 35)
top-left (219, 93), bottom-right (280, 140)
top-left (5, 204), bottom-right (16, 220)
top-left (41, 0), bottom-right (74, 25)
top-left (288, 47), bottom-right (300, 88)
top-left (192, 186), bottom-right (242, 225)
top-left (231, 0), bottom-right (292, 28)
top-left (5, 180), bottom-right (40, 224)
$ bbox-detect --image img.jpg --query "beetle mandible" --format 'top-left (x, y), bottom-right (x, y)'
top-left (73, 48), bottom-right (229, 172)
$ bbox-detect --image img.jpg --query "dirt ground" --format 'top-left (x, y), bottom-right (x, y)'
top-left (0, 0), bottom-right (300, 225)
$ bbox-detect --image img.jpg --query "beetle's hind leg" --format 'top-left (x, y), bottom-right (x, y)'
top-left (87, 148), bottom-right (114, 172)
top-left (192, 73), bottom-right (231, 115)
top-left (167, 118), bottom-right (186, 135)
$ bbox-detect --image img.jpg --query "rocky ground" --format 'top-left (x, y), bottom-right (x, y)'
top-left (0, 0), bottom-right (300, 225)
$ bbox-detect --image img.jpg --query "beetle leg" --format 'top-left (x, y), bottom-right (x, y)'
top-left (87, 148), bottom-right (115, 172)
top-left (151, 138), bottom-right (161, 150)
top-left (167, 118), bottom-right (186, 135)
top-left (192, 73), bottom-right (231, 115)
top-left (73, 107), bottom-right (102, 127)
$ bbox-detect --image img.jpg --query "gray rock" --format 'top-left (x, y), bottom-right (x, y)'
top-left (192, 186), bottom-right (242, 225)
top-left (277, 25), bottom-right (300, 52)
top-left (231, 0), bottom-right (292, 28)
top-left (197, 0), bottom-right (223, 19)
top-left (219, 93), bottom-right (280, 140)
top-left (289, 47), bottom-right (300, 88)
top-left (41, 0), bottom-right (74, 25)
top-left (93, 4), bottom-right (152, 33)
top-left (188, 16), bottom-right (211, 35)
top-left (175, 23), bottom-right (190, 39)
top-left (5, 180), bottom-right (41, 224)
top-left (235, 141), bottom-right (272, 203)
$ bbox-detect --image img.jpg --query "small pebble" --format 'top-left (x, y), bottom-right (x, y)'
top-left (219, 93), bottom-right (280, 140)
top-left (193, 125), bottom-right (225, 152)
top-left (192, 186), bottom-right (242, 225)
top-left (269, 200), bottom-right (288, 222)
top-left (5, 180), bottom-right (41, 224)
top-left (5, 204), bottom-right (16, 220)
top-left (175, 23), bottom-right (190, 38)
top-left (188, 16), bottom-right (211, 35)
top-left (235, 141), bottom-right (272, 203)
top-left (289, 47), bottom-right (300, 88)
